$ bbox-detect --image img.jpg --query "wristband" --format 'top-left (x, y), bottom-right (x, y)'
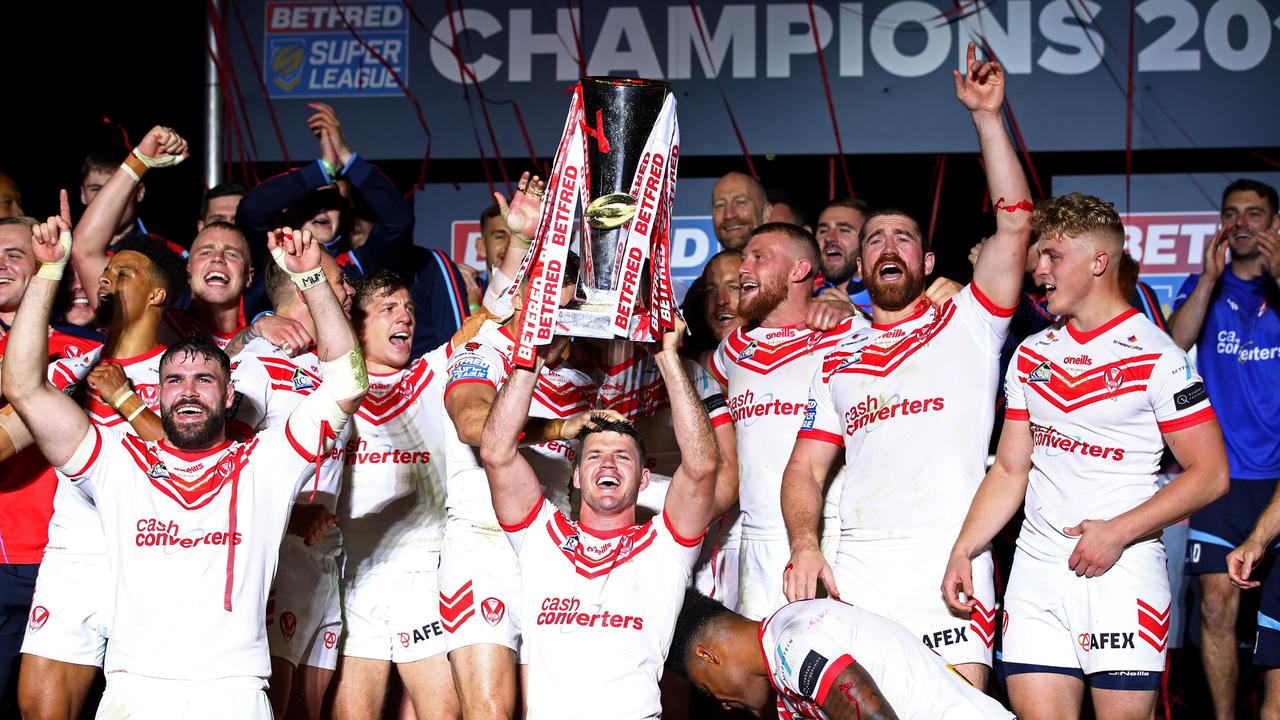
top-left (132, 146), bottom-right (186, 170)
top-left (270, 244), bottom-right (325, 291)
top-left (35, 230), bottom-right (74, 281)
top-left (108, 387), bottom-right (136, 411)
top-left (126, 403), bottom-right (146, 422)
top-left (319, 159), bottom-right (339, 183)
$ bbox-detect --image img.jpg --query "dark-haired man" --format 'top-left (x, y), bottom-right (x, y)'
top-left (5, 216), bottom-right (366, 718)
top-left (198, 183), bottom-right (246, 231)
top-left (709, 221), bottom-right (866, 622)
top-left (814, 197), bottom-right (872, 311)
top-left (782, 44), bottom-right (1032, 688)
top-left (1172, 178), bottom-right (1280, 719)
top-left (479, 317), bottom-right (718, 719)
top-left (669, 590), bottom-right (1013, 718)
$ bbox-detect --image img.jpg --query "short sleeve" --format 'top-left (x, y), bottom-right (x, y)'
top-left (687, 361), bottom-right (731, 428)
top-left (227, 354), bottom-right (270, 436)
top-left (772, 616), bottom-right (856, 705)
top-left (500, 497), bottom-right (555, 557)
top-left (48, 352), bottom-right (95, 391)
top-left (1003, 347), bottom-right (1029, 422)
top-left (796, 365), bottom-right (843, 447)
top-left (708, 337), bottom-right (730, 388)
top-left (1147, 346), bottom-right (1215, 434)
top-left (57, 425), bottom-right (124, 499)
top-left (954, 284), bottom-right (1014, 351)
top-left (446, 340), bottom-right (506, 396)
top-left (1172, 274), bottom-right (1200, 313)
top-left (482, 265), bottom-right (515, 320)
top-left (249, 421), bottom-right (324, 498)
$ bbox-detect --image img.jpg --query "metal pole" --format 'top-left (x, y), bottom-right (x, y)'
top-left (204, 0), bottom-right (226, 189)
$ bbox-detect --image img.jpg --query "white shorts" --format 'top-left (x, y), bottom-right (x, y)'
top-left (96, 674), bottom-right (271, 719)
top-left (266, 536), bottom-right (342, 671)
top-left (1003, 541), bottom-right (1170, 675)
top-left (340, 563), bottom-right (448, 664)
top-left (693, 517), bottom-right (741, 612)
top-left (21, 552), bottom-right (111, 667)
top-left (737, 536), bottom-right (790, 620)
top-left (438, 521), bottom-right (520, 653)
top-left (834, 541), bottom-right (995, 667)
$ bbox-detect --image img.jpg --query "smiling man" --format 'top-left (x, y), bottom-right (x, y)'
top-left (5, 217), bottom-right (366, 718)
top-left (781, 43), bottom-right (1032, 690)
top-left (711, 172), bottom-right (770, 252)
top-left (479, 322), bottom-right (718, 719)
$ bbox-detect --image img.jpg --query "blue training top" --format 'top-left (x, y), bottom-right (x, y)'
top-left (1174, 268), bottom-right (1280, 479)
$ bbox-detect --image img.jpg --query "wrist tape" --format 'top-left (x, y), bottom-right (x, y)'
top-left (319, 347), bottom-right (369, 402)
top-left (270, 245), bottom-right (325, 291)
top-left (35, 230), bottom-right (73, 281)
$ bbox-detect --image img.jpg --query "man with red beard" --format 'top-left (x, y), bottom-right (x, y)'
top-left (709, 222), bottom-right (866, 622)
top-left (782, 43), bottom-right (1031, 690)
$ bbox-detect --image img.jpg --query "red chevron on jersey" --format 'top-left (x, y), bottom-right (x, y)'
top-left (970, 600), bottom-right (997, 648)
top-left (439, 581), bottom-right (476, 632)
top-left (358, 357), bottom-right (433, 425)
top-left (1016, 347), bottom-right (1161, 412)
top-left (545, 512), bottom-right (658, 579)
top-left (121, 435), bottom-right (256, 510)
top-left (1137, 599), bottom-right (1170, 652)
top-left (533, 368), bottom-right (594, 418)
top-left (820, 301), bottom-right (957, 380)
top-left (719, 317), bottom-right (857, 378)
top-left (259, 357), bottom-right (321, 395)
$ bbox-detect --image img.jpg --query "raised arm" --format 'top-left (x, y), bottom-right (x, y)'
top-left (72, 127), bottom-right (188, 309)
top-left (478, 361), bottom-right (546, 525)
top-left (657, 324), bottom-right (719, 540)
top-left (957, 41), bottom-right (1032, 309)
top-left (1168, 227), bottom-right (1229, 350)
top-left (942, 417), bottom-right (1032, 612)
top-left (782, 437), bottom-right (844, 601)
top-left (3, 193), bottom-right (92, 466)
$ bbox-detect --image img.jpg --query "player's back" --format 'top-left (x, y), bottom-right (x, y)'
top-left (1007, 309), bottom-right (1214, 558)
top-left (762, 599), bottom-right (1014, 719)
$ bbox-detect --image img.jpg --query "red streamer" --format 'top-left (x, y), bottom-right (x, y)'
top-left (806, 0), bottom-right (854, 198)
top-left (687, 0), bottom-right (758, 178)
top-left (101, 116), bottom-right (133, 153)
top-left (1124, 0), bottom-right (1136, 214)
top-left (928, 154), bottom-right (947, 246)
top-left (227, 0), bottom-right (292, 167)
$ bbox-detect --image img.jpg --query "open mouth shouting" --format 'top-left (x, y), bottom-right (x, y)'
top-left (876, 259), bottom-right (904, 283)
top-left (203, 270), bottom-right (231, 289)
top-left (388, 330), bottom-right (411, 352)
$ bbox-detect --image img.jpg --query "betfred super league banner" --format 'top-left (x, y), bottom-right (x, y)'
top-left (229, 0), bottom-right (1280, 160)
top-left (1052, 171), bottom-right (1280, 314)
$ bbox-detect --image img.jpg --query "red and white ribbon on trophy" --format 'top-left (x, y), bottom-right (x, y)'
top-left (506, 83), bottom-right (681, 368)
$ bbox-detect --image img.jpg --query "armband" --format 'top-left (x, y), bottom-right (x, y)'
top-left (319, 347), bottom-right (369, 402)
top-left (108, 387), bottom-right (136, 411)
top-left (125, 404), bottom-right (146, 422)
top-left (994, 197), bottom-right (1035, 214)
top-left (35, 230), bottom-right (74, 281)
top-left (270, 244), bottom-right (325, 291)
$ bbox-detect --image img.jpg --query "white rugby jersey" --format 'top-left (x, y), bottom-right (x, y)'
top-left (340, 344), bottom-right (450, 576)
top-left (799, 287), bottom-right (1012, 544)
top-left (761, 599), bottom-right (1014, 719)
top-left (503, 498), bottom-right (702, 719)
top-left (46, 345), bottom-right (165, 557)
top-left (229, 337), bottom-right (348, 553)
top-left (57, 420), bottom-right (319, 681)
top-left (158, 307), bottom-right (241, 350)
top-left (710, 317), bottom-right (865, 539)
top-left (1006, 308), bottom-right (1216, 558)
top-left (443, 321), bottom-right (597, 526)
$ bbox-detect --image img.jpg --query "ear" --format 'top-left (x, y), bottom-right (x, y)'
top-left (244, 264), bottom-right (254, 289)
top-left (474, 233), bottom-right (486, 259)
top-left (79, 186), bottom-right (90, 207)
top-left (1092, 249), bottom-right (1112, 277)
top-left (923, 251), bottom-right (936, 276)
top-left (572, 467), bottom-right (582, 490)
top-left (855, 255), bottom-right (864, 279)
top-left (135, 183), bottom-right (146, 204)
top-left (149, 287), bottom-right (168, 309)
top-left (196, 220), bottom-right (205, 232)
top-left (224, 382), bottom-right (236, 409)
top-left (512, 286), bottom-right (526, 312)
top-left (694, 643), bottom-right (720, 666)
top-left (762, 202), bottom-right (773, 224)
top-left (789, 258), bottom-right (814, 284)
top-left (638, 467), bottom-right (651, 493)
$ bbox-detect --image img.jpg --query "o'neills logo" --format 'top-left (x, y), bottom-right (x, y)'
top-left (343, 438), bottom-right (430, 465)
top-left (536, 597), bottom-right (644, 631)
top-left (843, 394), bottom-right (945, 434)
top-left (135, 518), bottom-right (241, 548)
top-left (1030, 422), bottom-right (1125, 461)
top-left (727, 389), bottom-right (806, 422)
top-left (1062, 355), bottom-right (1093, 366)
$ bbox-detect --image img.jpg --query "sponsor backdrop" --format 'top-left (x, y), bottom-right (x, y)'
top-left (230, 1), bottom-right (1280, 161)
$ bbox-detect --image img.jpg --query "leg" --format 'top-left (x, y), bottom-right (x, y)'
top-left (447, 644), bottom-right (516, 719)
top-left (952, 662), bottom-right (989, 691)
top-left (1091, 687), bottom-right (1158, 720)
top-left (16, 655), bottom-right (97, 720)
top-left (286, 664), bottom-right (335, 720)
top-left (1261, 668), bottom-right (1280, 720)
top-left (0, 565), bottom-right (39, 716)
top-left (268, 656), bottom-right (296, 719)
top-left (399, 655), bottom-right (461, 720)
top-left (1199, 573), bottom-right (1241, 720)
top-left (1007, 672), bottom-right (1085, 720)
top-left (330, 656), bottom-right (392, 720)
top-left (519, 664), bottom-right (529, 719)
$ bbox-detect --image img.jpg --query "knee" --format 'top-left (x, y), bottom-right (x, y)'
top-left (1200, 581), bottom-right (1240, 626)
